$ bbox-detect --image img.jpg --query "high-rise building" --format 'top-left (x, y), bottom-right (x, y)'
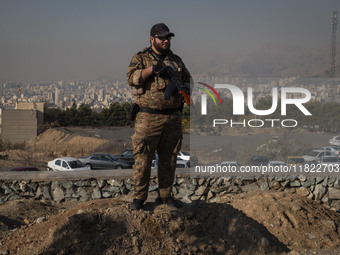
top-left (55, 87), bottom-right (63, 106)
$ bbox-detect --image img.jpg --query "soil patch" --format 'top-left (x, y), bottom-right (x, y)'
top-left (0, 191), bottom-right (339, 255)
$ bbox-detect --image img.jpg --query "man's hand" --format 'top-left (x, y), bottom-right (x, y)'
top-left (152, 62), bottom-right (167, 76)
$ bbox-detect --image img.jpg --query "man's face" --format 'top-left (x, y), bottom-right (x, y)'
top-left (151, 35), bottom-right (171, 55)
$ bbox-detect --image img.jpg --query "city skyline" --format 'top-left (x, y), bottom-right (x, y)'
top-left (1, 0), bottom-right (340, 81)
top-left (1, 77), bottom-right (339, 112)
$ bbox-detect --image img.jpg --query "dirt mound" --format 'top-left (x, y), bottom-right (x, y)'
top-left (1, 191), bottom-right (340, 255)
top-left (27, 128), bottom-right (108, 157)
top-left (0, 200), bottom-right (61, 239)
top-left (0, 199), bottom-right (287, 255)
top-left (223, 191), bottom-right (340, 252)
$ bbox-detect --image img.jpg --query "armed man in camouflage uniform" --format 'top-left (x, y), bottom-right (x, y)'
top-left (127, 23), bottom-right (192, 210)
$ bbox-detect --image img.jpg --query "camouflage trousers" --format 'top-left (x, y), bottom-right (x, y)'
top-left (131, 111), bottom-right (182, 201)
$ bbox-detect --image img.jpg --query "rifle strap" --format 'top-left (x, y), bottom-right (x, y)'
top-left (148, 48), bottom-right (177, 71)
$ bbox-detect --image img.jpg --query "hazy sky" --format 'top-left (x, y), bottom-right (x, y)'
top-left (0, 0), bottom-right (339, 81)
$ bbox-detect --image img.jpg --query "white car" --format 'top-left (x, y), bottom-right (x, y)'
top-left (48, 157), bottom-right (89, 171)
top-left (329, 136), bottom-right (340, 146)
top-left (319, 146), bottom-right (340, 155)
top-left (177, 151), bottom-right (191, 161)
top-left (177, 151), bottom-right (198, 167)
top-left (302, 150), bottom-right (332, 162)
top-left (152, 157), bottom-right (190, 168)
top-left (320, 156), bottom-right (340, 165)
top-left (220, 161), bottom-right (241, 167)
top-left (176, 159), bottom-right (190, 168)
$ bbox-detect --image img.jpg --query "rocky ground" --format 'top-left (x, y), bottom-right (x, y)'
top-left (0, 190), bottom-right (340, 255)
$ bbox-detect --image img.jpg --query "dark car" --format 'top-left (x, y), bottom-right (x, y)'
top-left (114, 149), bottom-right (135, 167)
top-left (79, 153), bottom-right (131, 170)
top-left (9, 166), bottom-right (39, 172)
top-left (287, 156), bottom-right (305, 165)
top-left (250, 155), bottom-right (269, 166)
top-left (0, 155), bottom-right (9, 160)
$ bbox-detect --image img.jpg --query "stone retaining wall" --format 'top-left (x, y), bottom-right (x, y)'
top-left (1, 176), bottom-right (340, 210)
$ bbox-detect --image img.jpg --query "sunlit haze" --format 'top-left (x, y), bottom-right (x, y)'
top-left (0, 0), bottom-right (340, 81)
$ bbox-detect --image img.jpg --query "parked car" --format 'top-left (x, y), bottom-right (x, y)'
top-left (320, 156), bottom-right (340, 165)
top-left (152, 155), bottom-right (190, 168)
top-left (176, 158), bottom-right (190, 168)
top-left (318, 146), bottom-right (340, 155)
top-left (79, 153), bottom-right (131, 169)
top-left (303, 160), bottom-right (319, 166)
top-left (177, 151), bottom-right (198, 167)
top-left (151, 152), bottom-right (159, 168)
top-left (329, 135), bottom-right (340, 146)
top-left (302, 149), bottom-right (332, 162)
top-left (220, 161), bottom-right (241, 167)
top-left (48, 157), bottom-right (89, 171)
top-left (268, 161), bottom-right (286, 166)
top-left (114, 149), bottom-right (135, 167)
top-left (151, 160), bottom-right (158, 168)
top-left (0, 154), bottom-right (9, 160)
top-left (287, 157), bottom-right (305, 165)
top-left (249, 155), bottom-right (269, 166)
top-left (177, 151), bottom-right (190, 161)
top-left (9, 166), bottom-right (39, 172)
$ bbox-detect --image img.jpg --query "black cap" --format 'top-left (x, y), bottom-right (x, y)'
top-left (150, 23), bottom-right (175, 37)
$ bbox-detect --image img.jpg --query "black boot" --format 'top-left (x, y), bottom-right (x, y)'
top-left (129, 199), bottom-right (145, 210)
top-left (161, 197), bottom-right (181, 208)
top-left (155, 196), bottom-right (163, 204)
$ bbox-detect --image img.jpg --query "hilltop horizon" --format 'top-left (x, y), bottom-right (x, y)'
top-left (2, 41), bottom-right (340, 83)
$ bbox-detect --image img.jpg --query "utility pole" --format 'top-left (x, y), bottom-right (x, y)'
top-left (329, 10), bottom-right (337, 78)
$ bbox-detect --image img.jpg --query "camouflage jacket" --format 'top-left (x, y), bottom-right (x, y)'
top-left (127, 47), bottom-right (191, 110)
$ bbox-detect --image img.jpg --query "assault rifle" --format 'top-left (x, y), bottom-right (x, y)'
top-left (163, 65), bottom-right (191, 106)
top-left (149, 50), bottom-right (191, 105)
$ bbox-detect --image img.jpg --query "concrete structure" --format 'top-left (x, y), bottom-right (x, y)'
top-left (0, 108), bottom-right (37, 143)
top-left (15, 102), bottom-right (46, 126)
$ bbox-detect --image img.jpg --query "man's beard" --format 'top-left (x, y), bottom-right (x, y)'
top-left (153, 40), bottom-right (170, 55)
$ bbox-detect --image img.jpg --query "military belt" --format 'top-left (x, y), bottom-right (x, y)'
top-left (139, 107), bottom-right (179, 115)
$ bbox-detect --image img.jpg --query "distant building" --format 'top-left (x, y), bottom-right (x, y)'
top-left (63, 101), bottom-right (73, 109)
top-left (0, 108), bottom-right (37, 143)
top-left (55, 88), bottom-right (61, 106)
